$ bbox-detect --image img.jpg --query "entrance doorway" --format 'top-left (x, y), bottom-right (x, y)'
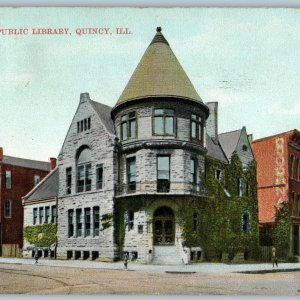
top-left (153, 206), bottom-right (175, 245)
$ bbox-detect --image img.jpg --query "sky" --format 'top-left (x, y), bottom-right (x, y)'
top-left (0, 7), bottom-right (299, 161)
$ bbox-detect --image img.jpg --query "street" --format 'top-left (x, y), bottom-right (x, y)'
top-left (0, 261), bottom-right (299, 295)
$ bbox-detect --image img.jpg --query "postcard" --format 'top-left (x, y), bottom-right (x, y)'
top-left (0, 7), bottom-right (299, 296)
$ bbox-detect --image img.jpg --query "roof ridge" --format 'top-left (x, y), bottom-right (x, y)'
top-left (219, 128), bottom-right (242, 136)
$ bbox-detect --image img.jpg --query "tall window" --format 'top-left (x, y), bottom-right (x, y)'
top-left (51, 205), bottom-right (57, 223)
top-left (297, 158), bottom-right (300, 180)
top-left (4, 200), bottom-right (12, 218)
top-left (242, 211), bottom-right (251, 233)
top-left (126, 157), bottom-right (136, 192)
top-left (191, 114), bottom-right (203, 141)
top-left (76, 209), bottom-right (82, 237)
top-left (76, 147), bottom-right (92, 193)
top-left (39, 207), bottom-right (44, 224)
top-left (34, 175), bottom-right (41, 186)
top-left (33, 208), bottom-right (38, 225)
top-left (68, 209), bottom-right (74, 237)
top-left (84, 208), bottom-right (91, 236)
top-left (157, 155), bottom-right (170, 192)
top-left (128, 211), bottom-right (134, 230)
top-left (190, 158), bottom-right (197, 184)
top-left (121, 112), bottom-right (137, 140)
top-left (153, 109), bottom-right (175, 135)
top-left (238, 178), bottom-right (245, 197)
top-left (290, 155), bottom-right (295, 178)
top-left (93, 206), bottom-right (100, 236)
top-left (215, 169), bottom-right (222, 181)
top-left (193, 212), bottom-right (198, 231)
top-left (5, 171), bottom-right (12, 189)
top-left (96, 164), bottom-right (103, 190)
top-left (66, 167), bottom-right (72, 194)
top-left (45, 206), bottom-right (50, 224)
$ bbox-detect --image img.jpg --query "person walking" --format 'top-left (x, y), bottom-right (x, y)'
top-left (123, 253), bottom-right (129, 270)
top-left (272, 246), bottom-right (278, 267)
top-left (34, 251), bottom-right (39, 264)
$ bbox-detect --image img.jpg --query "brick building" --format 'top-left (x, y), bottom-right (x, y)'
top-left (253, 130), bottom-right (300, 258)
top-left (0, 147), bottom-right (52, 257)
top-left (51, 27), bottom-right (258, 263)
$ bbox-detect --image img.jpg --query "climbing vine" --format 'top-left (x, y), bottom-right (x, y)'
top-left (177, 153), bottom-right (259, 261)
top-left (24, 224), bottom-right (57, 248)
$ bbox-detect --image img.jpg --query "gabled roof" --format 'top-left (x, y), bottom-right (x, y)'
top-left (0, 155), bottom-right (50, 171)
top-left (24, 168), bottom-right (58, 202)
top-left (218, 129), bottom-right (242, 161)
top-left (90, 100), bottom-right (115, 135)
top-left (115, 27), bottom-right (203, 108)
top-left (206, 134), bottom-right (228, 163)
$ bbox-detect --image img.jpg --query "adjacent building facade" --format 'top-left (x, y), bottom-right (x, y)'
top-left (253, 130), bottom-right (300, 259)
top-left (50, 28), bottom-right (259, 263)
top-left (0, 147), bottom-right (51, 257)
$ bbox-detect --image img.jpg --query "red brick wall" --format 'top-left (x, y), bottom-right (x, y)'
top-left (253, 132), bottom-right (291, 224)
top-left (1, 164), bottom-right (49, 248)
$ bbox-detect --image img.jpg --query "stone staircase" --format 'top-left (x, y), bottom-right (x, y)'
top-left (152, 245), bottom-right (183, 265)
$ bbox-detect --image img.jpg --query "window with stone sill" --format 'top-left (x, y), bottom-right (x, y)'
top-left (121, 112), bottom-right (137, 140)
top-left (153, 109), bottom-right (175, 136)
top-left (4, 200), bottom-right (12, 218)
top-left (190, 158), bottom-right (197, 185)
top-left (39, 207), bottom-right (44, 224)
top-left (191, 114), bottom-right (203, 141)
top-left (66, 167), bottom-right (72, 194)
top-left (45, 206), bottom-right (50, 224)
top-left (5, 170), bottom-right (12, 189)
top-left (84, 207), bottom-right (91, 237)
top-left (68, 209), bottom-right (74, 237)
top-left (238, 178), bottom-right (245, 197)
top-left (157, 155), bottom-right (170, 192)
top-left (76, 208), bottom-right (82, 237)
top-left (33, 208), bottom-right (38, 225)
top-left (126, 157), bottom-right (136, 192)
top-left (93, 206), bottom-right (100, 236)
top-left (76, 147), bottom-right (92, 193)
top-left (96, 164), bottom-right (103, 190)
top-left (51, 205), bottom-right (57, 223)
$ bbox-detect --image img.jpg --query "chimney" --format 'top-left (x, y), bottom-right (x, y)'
top-left (80, 92), bottom-right (90, 104)
top-left (49, 157), bottom-right (57, 170)
top-left (205, 102), bottom-right (218, 142)
top-left (0, 147), bottom-right (3, 161)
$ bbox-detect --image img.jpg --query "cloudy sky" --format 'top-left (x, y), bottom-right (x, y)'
top-left (0, 8), bottom-right (299, 161)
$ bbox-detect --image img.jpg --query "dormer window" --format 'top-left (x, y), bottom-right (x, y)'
top-left (121, 112), bottom-right (137, 140)
top-left (191, 114), bottom-right (203, 141)
top-left (77, 117), bottom-right (91, 133)
top-left (153, 109), bottom-right (175, 136)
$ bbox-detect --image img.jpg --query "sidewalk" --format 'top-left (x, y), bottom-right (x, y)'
top-left (0, 257), bottom-right (299, 274)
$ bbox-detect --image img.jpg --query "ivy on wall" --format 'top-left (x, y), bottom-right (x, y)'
top-left (271, 202), bottom-right (292, 258)
top-left (24, 224), bottom-right (57, 248)
top-left (178, 152), bottom-right (260, 261)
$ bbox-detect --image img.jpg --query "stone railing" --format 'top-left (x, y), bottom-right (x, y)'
top-left (114, 181), bottom-right (206, 197)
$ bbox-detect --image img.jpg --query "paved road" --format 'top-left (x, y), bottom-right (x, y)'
top-left (0, 258), bottom-right (299, 295)
top-left (0, 257), bottom-right (299, 273)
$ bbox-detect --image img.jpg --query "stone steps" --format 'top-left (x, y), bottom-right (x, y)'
top-left (152, 245), bottom-right (183, 265)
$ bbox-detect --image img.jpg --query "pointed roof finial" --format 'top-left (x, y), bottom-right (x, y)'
top-left (156, 26), bottom-right (162, 32)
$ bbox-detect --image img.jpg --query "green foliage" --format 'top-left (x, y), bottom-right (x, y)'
top-left (101, 213), bottom-right (113, 230)
top-left (272, 202), bottom-right (291, 258)
top-left (177, 155), bottom-right (260, 261)
top-left (24, 224), bottom-right (57, 247)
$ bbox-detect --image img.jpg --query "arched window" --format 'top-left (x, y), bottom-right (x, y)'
top-left (242, 211), bottom-right (251, 233)
top-left (76, 146), bottom-right (92, 193)
top-left (242, 145), bottom-right (248, 152)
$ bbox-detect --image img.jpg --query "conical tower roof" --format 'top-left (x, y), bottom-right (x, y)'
top-left (114, 27), bottom-right (203, 108)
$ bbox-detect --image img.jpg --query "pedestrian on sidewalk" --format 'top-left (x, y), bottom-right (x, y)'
top-left (123, 253), bottom-right (129, 270)
top-left (272, 246), bottom-right (278, 267)
top-left (34, 251), bottom-right (39, 264)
